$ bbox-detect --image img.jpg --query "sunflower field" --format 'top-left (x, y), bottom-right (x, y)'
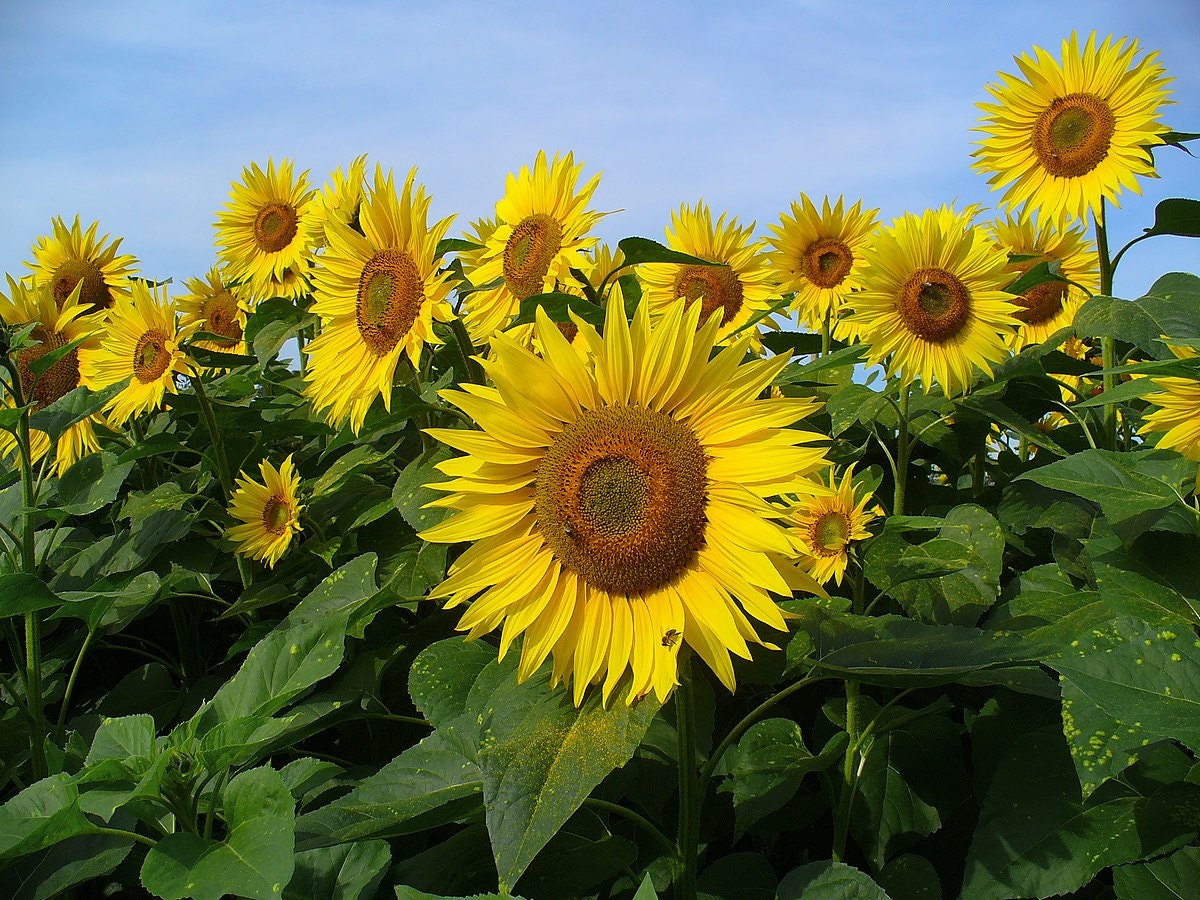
top-left (3, 30), bottom-right (1200, 900)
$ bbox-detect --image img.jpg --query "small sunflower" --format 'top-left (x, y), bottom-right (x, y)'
top-left (766, 195), bottom-right (879, 333)
top-left (973, 31), bottom-right (1173, 225)
top-left (227, 455), bottom-right (303, 568)
top-left (851, 208), bottom-right (1019, 396)
top-left (421, 295), bottom-right (831, 706)
top-left (306, 154), bottom-right (368, 250)
top-left (787, 467), bottom-right (878, 587)
top-left (459, 151), bottom-right (605, 347)
top-left (178, 267), bottom-right (250, 357)
top-left (26, 215), bottom-right (139, 314)
top-left (639, 202), bottom-right (778, 347)
top-left (988, 209), bottom-right (1099, 348)
top-left (214, 159), bottom-right (316, 301)
top-left (304, 166), bottom-right (455, 433)
top-left (79, 281), bottom-right (191, 425)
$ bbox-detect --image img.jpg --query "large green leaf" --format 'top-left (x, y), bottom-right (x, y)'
top-left (282, 553), bottom-right (379, 628)
top-left (52, 451), bottom-right (134, 516)
top-left (409, 638), bottom-right (500, 729)
top-left (1142, 198), bottom-right (1200, 238)
top-left (7, 828), bottom-right (133, 900)
top-left (28, 380), bottom-right (126, 442)
top-left (392, 446), bottom-right (456, 532)
top-left (777, 861), bottom-right (892, 899)
top-left (1074, 274), bottom-right (1200, 358)
top-left (286, 839), bottom-right (391, 900)
top-left (1114, 846), bottom-right (1200, 899)
top-left (0, 574), bottom-right (64, 618)
top-left (615, 236), bottom-right (720, 267)
top-left (0, 775), bottom-right (92, 861)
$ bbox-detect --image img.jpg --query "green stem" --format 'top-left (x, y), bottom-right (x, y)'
top-left (1095, 201), bottom-right (1118, 450)
top-left (893, 385), bottom-right (911, 516)
top-left (832, 681), bottom-right (863, 861)
top-left (449, 316), bottom-right (485, 385)
top-left (56, 626), bottom-right (97, 735)
top-left (86, 826), bottom-right (157, 848)
top-left (674, 659), bottom-right (699, 900)
top-left (584, 798), bottom-right (675, 856)
top-left (192, 375), bottom-right (251, 590)
top-left (821, 311), bottom-right (831, 358)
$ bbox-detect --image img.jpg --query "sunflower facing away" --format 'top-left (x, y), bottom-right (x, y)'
top-left (214, 159), bottom-right (316, 300)
top-left (786, 467), bottom-right (879, 587)
top-left (26, 215), bottom-right (139, 314)
top-left (766, 194), bottom-right (879, 333)
top-left (304, 166), bottom-right (456, 433)
top-left (79, 281), bottom-right (191, 425)
top-left (639, 202), bottom-right (778, 347)
top-left (306, 154), bottom-right (368, 250)
top-left (178, 266), bottom-right (250, 357)
top-left (973, 31), bottom-right (1173, 224)
top-left (851, 208), bottom-right (1019, 396)
top-left (421, 295), bottom-right (831, 706)
top-left (227, 455), bottom-right (303, 568)
top-left (987, 208), bottom-right (1099, 349)
top-left (459, 151), bottom-right (605, 347)
top-left (0, 276), bottom-right (103, 474)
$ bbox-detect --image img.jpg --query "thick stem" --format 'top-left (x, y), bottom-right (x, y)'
top-left (674, 660), bottom-right (699, 900)
top-left (1095, 202), bottom-right (1118, 450)
top-left (449, 317), bottom-right (485, 385)
top-left (832, 681), bottom-right (862, 861)
top-left (192, 375), bottom-right (251, 589)
top-left (893, 385), bottom-right (911, 516)
top-left (821, 311), bottom-right (832, 358)
top-left (56, 626), bottom-right (97, 735)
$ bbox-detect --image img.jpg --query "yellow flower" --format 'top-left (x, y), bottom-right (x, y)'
top-left (421, 295), bottom-right (830, 705)
top-left (178, 267), bottom-right (250, 358)
top-left (304, 166), bottom-right (455, 433)
top-left (1140, 345), bottom-right (1200, 461)
top-left (306, 155), bottom-right (369, 250)
top-left (851, 208), bottom-right (1019, 396)
top-left (973, 31), bottom-right (1173, 224)
top-left (787, 467), bottom-right (878, 587)
top-left (78, 281), bottom-right (191, 425)
top-left (227, 455), bottom-right (303, 568)
top-left (26, 215), bottom-right (139, 314)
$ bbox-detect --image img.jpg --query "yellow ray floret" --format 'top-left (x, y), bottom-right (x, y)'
top-left (26, 215), bottom-right (139, 314)
top-left (227, 455), bottom-right (304, 568)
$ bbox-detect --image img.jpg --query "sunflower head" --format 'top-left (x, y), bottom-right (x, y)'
top-left (227, 455), bottom-right (304, 568)
top-left (178, 267), bottom-right (250, 357)
top-left (306, 155), bottom-right (369, 249)
top-left (26, 215), bottom-right (139, 314)
top-left (787, 467), bottom-right (878, 587)
top-left (1139, 342), bottom-right (1200, 462)
top-left (973, 31), bottom-right (1174, 224)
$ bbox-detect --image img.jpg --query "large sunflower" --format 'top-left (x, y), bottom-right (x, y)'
top-left (766, 194), bottom-right (878, 333)
top-left (79, 281), bottom-right (191, 425)
top-left (178, 266), bottom-right (250, 357)
top-left (421, 296), bottom-right (830, 705)
top-left (306, 154), bottom-right (368, 250)
top-left (227, 455), bottom-right (303, 568)
top-left (851, 208), bottom-right (1019, 396)
top-left (973, 31), bottom-right (1173, 224)
top-left (459, 151), bottom-right (605, 347)
top-left (26, 215), bottom-right (138, 314)
top-left (786, 467), bottom-right (878, 587)
top-left (639, 202), bottom-right (778, 348)
top-left (987, 208), bottom-right (1099, 348)
top-left (214, 159), bottom-right (316, 300)
top-left (0, 276), bottom-right (103, 474)
top-left (304, 166), bottom-right (455, 433)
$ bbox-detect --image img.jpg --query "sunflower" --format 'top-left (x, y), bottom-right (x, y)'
top-left (988, 209), bottom-right (1099, 348)
top-left (214, 159), bottom-right (316, 301)
top-left (26, 215), bottom-right (138, 314)
top-left (639, 202), bottom-right (778, 347)
top-left (787, 467), bottom-right (878, 587)
top-left (304, 166), bottom-right (455, 433)
top-left (79, 281), bottom-right (191, 425)
top-left (0, 276), bottom-right (103, 474)
top-left (421, 295), bottom-right (831, 705)
top-left (459, 151), bottom-right (605, 348)
top-left (766, 195), bottom-right (878, 333)
top-left (1140, 345), bottom-right (1200, 461)
top-left (973, 31), bottom-right (1173, 225)
top-left (306, 155), bottom-right (368, 250)
top-left (178, 267), bottom-right (250, 357)
top-left (850, 208), bottom-right (1019, 396)
top-left (227, 455), bottom-right (303, 568)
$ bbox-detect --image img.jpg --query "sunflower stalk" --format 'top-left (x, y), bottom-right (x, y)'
top-left (893, 385), bottom-right (911, 516)
top-left (1094, 201), bottom-right (1118, 450)
top-left (191, 374), bottom-right (251, 588)
top-left (674, 657), bottom-right (701, 900)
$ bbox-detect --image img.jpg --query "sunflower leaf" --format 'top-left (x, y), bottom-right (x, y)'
top-left (615, 236), bottom-right (721, 268)
top-left (28, 380), bottom-right (127, 442)
top-left (1142, 198), bottom-right (1200, 239)
top-left (1002, 260), bottom-right (1066, 297)
top-left (509, 292), bottom-right (603, 329)
top-left (26, 333), bottom-right (91, 380)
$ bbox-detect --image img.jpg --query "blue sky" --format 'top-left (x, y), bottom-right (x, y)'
top-left (1, 0), bottom-right (1197, 304)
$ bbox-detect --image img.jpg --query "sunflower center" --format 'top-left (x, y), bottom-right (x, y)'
top-left (204, 292), bottom-right (244, 346)
top-left (809, 511), bottom-right (850, 557)
top-left (1032, 92), bottom-right (1116, 178)
top-left (674, 264), bottom-right (744, 326)
top-left (355, 249), bottom-right (424, 356)
top-left (133, 329), bottom-right (171, 384)
top-left (504, 214), bottom-right (563, 301)
top-left (16, 328), bottom-right (80, 410)
top-left (802, 238), bottom-right (854, 290)
top-left (51, 258), bottom-right (112, 312)
top-left (897, 267), bottom-right (971, 343)
top-left (262, 496), bottom-right (293, 535)
top-left (536, 405), bottom-right (709, 596)
top-left (1006, 256), bottom-right (1068, 326)
top-left (253, 202), bottom-right (300, 253)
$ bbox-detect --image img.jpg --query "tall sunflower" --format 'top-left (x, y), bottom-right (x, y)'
top-left (851, 208), bottom-right (1019, 396)
top-left (304, 166), bottom-right (455, 433)
top-left (306, 155), bottom-right (368, 250)
top-left (79, 281), bottom-right (191, 425)
top-left (973, 31), bottom-right (1173, 224)
top-left (786, 467), bottom-right (878, 587)
top-left (26, 215), bottom-right (138, 314)
top-left (0, 276), bottom-right (103, 474)
top-left (214, 159), bottom-right (316, 301)
top-left (766, 194), bottom-right (878, 333)
top-left (987, 209), bottom-right (1099, 348)
top-left (459, 151), bottom-right (605, 347)
top-left (639, 202), bottom-right (778, 347)
top-left (178, 267), bottom-right (250, 357)
top-left (227, 455), bottom-right (303, 568)
top-left (421, 296), bottom-right (830, 705)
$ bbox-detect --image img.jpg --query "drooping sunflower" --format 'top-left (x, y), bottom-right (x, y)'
top-left (214, 159), bottom-right (316, 300)
top-left (851, 208), bottom-right (1019, 396)
top-left (987, 208), bottom-right (1099, 348)
top-left (79, 281), bottom-right (191, 425)
top-left (178, 267), bottom-right (250, 357)
top-left (973, 31), bottom-right (1173, 225)
top-left (306, 154), bottom-right (368, 250)
top-left (227, 455), bottom-right (303, 568)
top-left (766, 194), bottom-right (879, 332)
top-left (639, 202), bottom-right (778, 347)
top-left (304, 166), bottom-right (455, 433)
top-left (421, 295), bottom-right (831, 706)
top-left (459, 151), bottom-right (605, 347)
top-left (0, 276), bottom-right (103, 474)
top-left (26, 215), bottom-right (139, 314)
top-left (786, 467), bottom-right (879, 587)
